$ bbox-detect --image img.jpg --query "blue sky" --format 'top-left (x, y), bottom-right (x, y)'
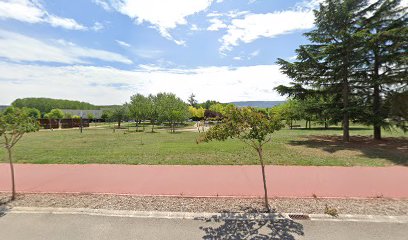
top-left (0, 0), bottom-right (322, 105)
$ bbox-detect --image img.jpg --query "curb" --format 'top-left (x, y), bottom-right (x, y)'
top-left (1, 207), bottom-right (408, 223)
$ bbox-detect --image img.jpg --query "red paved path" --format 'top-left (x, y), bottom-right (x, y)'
top-left (0, 164), bottom-right (407, 198)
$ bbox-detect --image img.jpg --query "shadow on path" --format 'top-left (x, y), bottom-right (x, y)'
top-left (289, 135), bottom-right (408, 165)
top-left (0, 196), bottom-right (12, 218)
top-left (196, 208), bottom-right (304, 240)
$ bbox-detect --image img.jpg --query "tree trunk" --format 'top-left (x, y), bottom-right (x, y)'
top-left (342, 79), bottom-right (350, 142)
top-left (373, 84), bottom-right (381, 140)
top-left (257, 147), bottom-right (270, 212)
top-left (290, 119), bottom-right (293, 129)
top-left (373, 50), bottom-right (381, 140)
top-left (151, 121), bottom-right (155, 133)
top-left (80, 117), bottom-right (83, 133)
top-left (7, 147), bottom-right (16, 200)
top-left (118, 120), bottom-right (121, 128)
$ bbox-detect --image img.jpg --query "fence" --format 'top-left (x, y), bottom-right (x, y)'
top-left (38, 119), bottom-right (90, 129)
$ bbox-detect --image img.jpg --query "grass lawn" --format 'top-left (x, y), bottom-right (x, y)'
top-left (1, 123), bottom-right (407, 166)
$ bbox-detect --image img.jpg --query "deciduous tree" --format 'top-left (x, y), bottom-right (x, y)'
top-left (0, 107), bottom-right (39, 200)
top-left (198, 107), bottom-right (283, 212)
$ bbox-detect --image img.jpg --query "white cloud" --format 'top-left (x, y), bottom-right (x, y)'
top-left (0, 0), bottom-right (87, 30)
top-left (93, 0), bottom-right (112, 11)
top-left (0, 62), bottom-right (290, 105)
top-left (207, 18), bottom-right (227, 31)
top-left (97, 0), bottom-right (214, 44)
top-left (190, 24), bottom-right (199, 31)
top-left (0, 30), bottom-right (132, 64)
top-left (92, 22), bottom-right (104, 31)
top-left (219, 10), bottom-right (315, 52)
top-left (133, 49), bottom-right (164, 59)
top-left (250, 49), bottom-right (259, 57)
top-left (116, 40), bottom-right (131, 48)
top-left (46, 15), bottom-right (87, 30)
top-left (0, 0), bottom-right (43, 23)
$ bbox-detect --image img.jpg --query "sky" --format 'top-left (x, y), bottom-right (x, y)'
top-left (0, 0), bottom-right (324, 105)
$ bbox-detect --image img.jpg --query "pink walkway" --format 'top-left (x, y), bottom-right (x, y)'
top-left (0, 164), bottom-right (407, 198)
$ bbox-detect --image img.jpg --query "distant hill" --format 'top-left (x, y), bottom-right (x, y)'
top-left (229, 101), bottom-right (285, 108)
top-left (12, 98), bottom-right (99, 114)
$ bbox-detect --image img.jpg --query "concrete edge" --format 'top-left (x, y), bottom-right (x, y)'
top-left (1, 207), bottom-right (407, 223)
top-left (1, 191), bottom-right (406, 200)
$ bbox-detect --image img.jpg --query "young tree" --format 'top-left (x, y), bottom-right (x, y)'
top-left (46, 109), bottom-right (64, 129)
top-left (198, 107), bottom-right (283, 212)
top-left (110, 105), bottom-right (129, 129)
top-left (270, 100), bottom-right (302, 129)
top-left (147, 94), bottom-right (158, 133)
top-left (156, 93), bottom-right (189, 133)
top-left (0, 107), bottom-right (39, 200)
top-left (129, 94), bottom-right (149, 131)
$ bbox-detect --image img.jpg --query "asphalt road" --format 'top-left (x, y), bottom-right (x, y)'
top-left (0, 212), bottom-right (407, 240)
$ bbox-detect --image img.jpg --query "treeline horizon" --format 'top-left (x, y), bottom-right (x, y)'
top-left (8, 97), bottom-right (283, 114)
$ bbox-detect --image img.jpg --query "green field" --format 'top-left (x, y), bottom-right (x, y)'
top-left (1, 124), bottom-right (407, 166)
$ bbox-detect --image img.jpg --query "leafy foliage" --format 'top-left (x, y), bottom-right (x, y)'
top-left (155, 93), bottom-right (189, 132)
top-left (276, 0), bottom-right (407, 140)
top-left (45, 109), bottom-right (64, 119)
top-left (199, 107), bottom-right (283, 147)
top-left (0, 107), bottom-right (39, 200)
top-left (198, 106), bottom-right (283, 211)
top-left (189, 106), bottom-right (205, 120)
top-left (12, 98), bottom-right (98, 114)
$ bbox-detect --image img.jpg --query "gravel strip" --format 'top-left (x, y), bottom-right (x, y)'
top-left (1, 193), bottom-right (407, 216)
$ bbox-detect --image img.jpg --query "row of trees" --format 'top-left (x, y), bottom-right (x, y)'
top-left (12, 98), bottom-right (98, 114)
top-left (103, 92), bottom-right (190, 133)
top-left (276, 0), bottom-right (407, 141)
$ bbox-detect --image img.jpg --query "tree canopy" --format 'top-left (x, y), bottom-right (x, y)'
top-left (12, 98), bottom-right (98, 114)
top-left (198, 106), bottom-right (283, 211)
top-left (276, 0), bottom-right (407, 141)
top-left (0, 107), bottom-right (39, 200)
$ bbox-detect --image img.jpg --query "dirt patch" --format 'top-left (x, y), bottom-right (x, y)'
top-left (287, 135), bottom-right (408, 165)
top-left (1, 193), bottom-right (407, 216)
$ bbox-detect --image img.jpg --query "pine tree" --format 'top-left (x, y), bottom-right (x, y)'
top-left (358, 0), bottom-right (407, 139)
top-left (278, 0), bottom-right (373, 142)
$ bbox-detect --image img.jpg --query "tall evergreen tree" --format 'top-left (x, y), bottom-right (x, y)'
top-left (358, 0), bottom-right (407, 139)
top-left (278, 0), bottom-right (375, 142)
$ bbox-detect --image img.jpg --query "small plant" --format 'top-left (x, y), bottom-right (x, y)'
top-left (324, 204), bottom-right (339, 217)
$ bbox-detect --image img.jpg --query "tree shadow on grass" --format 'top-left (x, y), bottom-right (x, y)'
top-left (195, 208), bottom-right (304, 240)
top-left (289, 135), bottom-right (408, 165)
top-left (289, 126), bottom-right (372, 131)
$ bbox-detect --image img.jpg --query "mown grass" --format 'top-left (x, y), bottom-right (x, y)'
top-left (1, 123), bottom-right (406, 166)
